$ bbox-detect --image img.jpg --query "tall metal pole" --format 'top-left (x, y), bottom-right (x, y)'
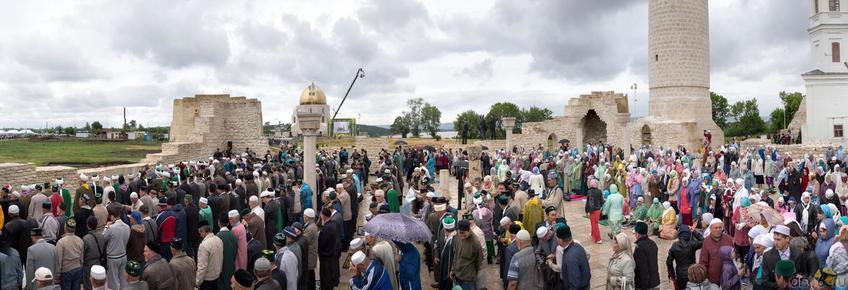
top-left (332, 68), bottom-right (365, 121)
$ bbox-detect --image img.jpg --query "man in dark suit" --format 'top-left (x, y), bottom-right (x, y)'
top-left (633, 221), bottom-right (660, 290)
top-left (756, 225), bottom-right (800, 290)
top-left (318, 208), bottom-right (340, 290)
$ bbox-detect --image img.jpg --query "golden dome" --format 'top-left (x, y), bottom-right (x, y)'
top-left (299, 81), bottom-right (327, 105)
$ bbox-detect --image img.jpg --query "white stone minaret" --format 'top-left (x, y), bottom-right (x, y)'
top-left (646, 0), bottom-right (723, 147)
top-left (802, 0), bottom-right (848, 144)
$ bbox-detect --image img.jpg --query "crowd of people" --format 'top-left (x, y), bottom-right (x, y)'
top-left (3, 137), bottom-right (848, 290)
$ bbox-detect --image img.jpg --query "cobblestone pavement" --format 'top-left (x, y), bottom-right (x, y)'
top-left (336, 175), bottom-right (684, 290)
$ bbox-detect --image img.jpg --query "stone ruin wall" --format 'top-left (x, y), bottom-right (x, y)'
top-left (1, 94), bottom-right (270, 189)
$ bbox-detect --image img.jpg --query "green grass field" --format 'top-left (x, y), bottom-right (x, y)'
top-left (0, 139), bottom-right (163, 167)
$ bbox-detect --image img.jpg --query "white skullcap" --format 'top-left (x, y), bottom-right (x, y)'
top-left (261, 190), bottom-right (274, 198)
top-left (754, 233), bottom-right (775, 248)
top-left (253, 171), bottom-right (260, 177)
top-left (130, 192), bottom-right (138, 199)
top-left (304, 208), bottom-right (315, 218)
top-left (336, 183), bottom-right (344, 189)
top-left (90, 265), bottom-right (106, 280)
top-left (102, 176), bottom-right (111, 182)
top-left (349, 238), bottom-right (364, 250)
top-left (249, 196), bottom-right (259, 204)
top-left (262, 171), bottom-right (268, 176)
top-left (773, 225), bottom-right (791, 236)
top-left (536, 226), bottom-right (549, 238)
top-left (803, 192), bottom-right (811, 199)
top-left (199, 197), bottom-right (208, 204)
top-left (79, 173), bottom-right (89, 182)
top-left (8, 205), bottom-right (19, 215)
top-left (162, 172), bottom-right (171, 178)
top-left (637, 196), bottom-right (644, 202)
top-left (709, 218), bottom-right (723, 226)
top-left (375, 178), bottom-right (383, 183)
top-left (735, 178), bottom-right (744, 185)
top-left (499, 217), bottom-right (512, 227)
top-left (228, 210), bottom-right (239, 218)
top-left (375, 190), bottom-right (384, 197)
top-left (434, 204), bottom-right (446, 211)
top-left (384, 169), bottom-right (391, 173)
top-left (748, 224), bottom-right (767, 240)
top-left (827, 189), bottom-right (835, 198)
top-left (236, 179), bottom-right (243, 185)
top-left (473, 196), bottom-right (483, 205)
top-left (464, 183), bottom-right (472, 188)
top-left (346, 169), bottom-right (354, 173)
top-left (516, 230), bottom-right (531, 241)
top-left (351, 251), bottom-right (367, 265)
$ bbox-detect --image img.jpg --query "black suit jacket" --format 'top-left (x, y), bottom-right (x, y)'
top-left (757, 246), bottom-right (800, 290)
top-left (634, 236), bottom-right (661, 289)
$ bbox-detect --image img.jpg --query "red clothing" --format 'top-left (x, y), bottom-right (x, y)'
top-left (158, 215), bottom-right (176, 243)
top-left (589, 210), bottom-right (601, 242)
top-left (49, 194), bottom-right (63, 216)
top-left (699, 233), bottom-right (733, 285)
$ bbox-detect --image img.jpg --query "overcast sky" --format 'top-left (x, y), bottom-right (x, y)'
top-left (0, 0), bottom-right (809, 129)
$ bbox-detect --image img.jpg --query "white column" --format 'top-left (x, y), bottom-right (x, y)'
top-left (303, 131), bottom-right (318, 209)
top-left (503, 117), bottom-right (516, 151)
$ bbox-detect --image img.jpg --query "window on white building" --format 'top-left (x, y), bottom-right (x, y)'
top-left (831, 0), bottom-right (841, 12)
top-left (834, 42), bottom-right (842, 63)
top-left (835, 124), bottom-right (844, 138)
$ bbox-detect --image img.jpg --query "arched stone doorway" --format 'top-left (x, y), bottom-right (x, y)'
top-left (547, 133), bottom-right (557, 151)
top-left (641, 125), bottom-right (652, 145)
top-left (581, 110), bottom-right (607, 144)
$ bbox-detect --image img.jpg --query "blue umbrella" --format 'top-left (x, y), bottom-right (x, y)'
top-left (364, 213), bottom-right (432, 243)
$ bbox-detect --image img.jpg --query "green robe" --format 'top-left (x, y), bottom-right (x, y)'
top-left (438, 236), bottom-right (455, 286)
top-left (647, 204), bottom-right (664, 230)
top-left (570, 163), bottom-right (582, 193)
top-left (62, 188), bottom-right (75, 217)
top-left (386, 189), bottom-right (400, 213)
top-left (632, 204), bottom-right (648, 221)
top-left (217, 229), bottom-right (238, 290)
top-left (199, 207), bottom-right (213, 228)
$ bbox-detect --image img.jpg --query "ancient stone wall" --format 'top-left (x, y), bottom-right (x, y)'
top-left (146, 94), bottom-right (268, 163)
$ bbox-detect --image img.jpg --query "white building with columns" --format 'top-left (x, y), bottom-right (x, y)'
top-left (801, 0), bottom-right (848, 144)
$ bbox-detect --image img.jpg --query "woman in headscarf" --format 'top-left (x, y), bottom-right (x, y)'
top-left (528, 167), bottom-right (545, 197)
top-left (826, 226), bottom-right (848, 283)
top-left (606, 232), bottom-right (635, 290)
top-left (570, 157), bottom-right (583, 195)
top-left (603, 184), bottom-right (625, 239)
top-left (660, 201), bottom-right (678, 240)
top-left (817, 218), bottom-right (837, 268)
top-left (731, 196), bottom-right (753, 264)
top-left (647, 197), bottom-right (664, 236)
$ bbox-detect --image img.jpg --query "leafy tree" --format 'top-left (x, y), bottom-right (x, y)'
top-left (454, 110), bottom-right (481, 139)
top-left (766, 91), bottom-right (804, 133)
top-left (390, 115), bottom-right (411, 138)
top-left (64, 126), bottom-right (76, 135)
top-left (726, 98), bottom-right (765, 137)
top-left (485, 102), bottom-right (522, 137)
top-left (129, 120), bottom-right (137, 130)
top-left (406, 98), bottom-right (424, 137)
top-left (710, 92), bottom-right (730, 130)
top-left (53, 126), bottom-right (63, 134)
top-left (522, 106), bottom-right (553, 123)
top-left (90, 121), bottom-right (103, 135)
top-left (421, 103), bottom-right (441, 138)
top-left (84, 122), bottom-right (91, 131)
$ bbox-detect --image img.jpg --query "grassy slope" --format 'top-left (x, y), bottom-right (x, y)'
top-left (0, 139), bottom-right (163, 166)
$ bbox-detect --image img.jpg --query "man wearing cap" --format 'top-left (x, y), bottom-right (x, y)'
top-left (554, 223), bottom-right (590, 290)
top-left (37, 201), bottom-right (60, 243)
top-left (349, 250), bottom-right (393, 290)
top-left (28, 184), bottom-right (50, 221)
top-left (169, 237), bottom-right (196, 290)
top-left (230, 269), bottom-right (254, 290)
top-left (632, 221), bottom-right (660, 290)
top-left (141, 241), bottom-right (175, 290)
top-left (104, 205), bottom-right (130, 289)
top-left (74, 174), bottom-right (92, 213)
top-left (32, 267), bottom-right (59, 290)
top-left (506, 229), bottom-right (538, 290)
top-left (217, 213), bottom-right (238, 290)
top-left (154, 196), bottom-right (177, 261)
top-left (56, 219), bottom-right (84, 290)
top-left (196, 222), bottom-right (223, 290)
top-left (698, 218), bottom-right (733, 285)
top-left (757, 225), bottom-right (800, 289)
top-left (88, 265), bottom-right (107, 290)
top-left (274, 231), bottom-right (298, 290)
top-left (82, 216), bottom-right (105, 290)
top-left (435, 216), bottom-right (457, 290)
top-left (5, 204), bottom-right (34, 258)
top-left (27, 228), bottom-right (58, 290)
top-left (124, 260), bottom-right (149, 290)
top-left (227, 209), bottom-right (248, 270)
top-left (253, 257), bottom-right (281, 290)
top-left (302, 208), bottom-right (319, 289)
top-left (336, 183), bottom-right (354, 247)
